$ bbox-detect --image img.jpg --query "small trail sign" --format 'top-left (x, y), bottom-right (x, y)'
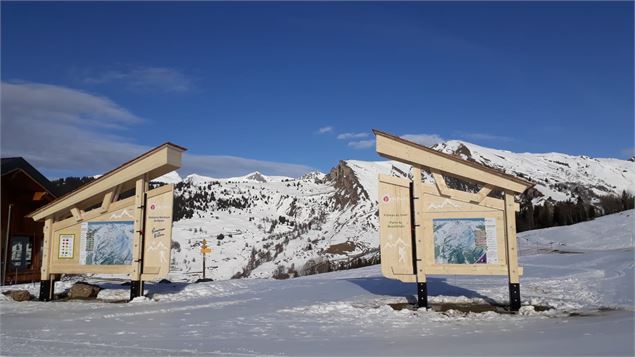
top-left (201, 239), bottom-right (212, 279)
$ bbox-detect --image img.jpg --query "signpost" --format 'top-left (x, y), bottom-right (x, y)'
top-left (28, 143), bottom-right (186, 301)
top-left (200, 239), bottom-right (212, 280)
top-left (374, 130), bottom-right (533, 311)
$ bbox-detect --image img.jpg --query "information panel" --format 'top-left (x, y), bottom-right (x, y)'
top-left (433, 218), bottom-right (498, 264)
top-left (79, 221), bottom-right (134, 265)
top-left (378, 175), bottom-right (414, 279)
top-left (58, 234), bottom-right (74, 259)
top-left (142, 185), bottom-right (174, 279)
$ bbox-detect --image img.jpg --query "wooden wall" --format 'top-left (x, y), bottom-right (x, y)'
top-left (1, 170), bottom-right (55, 284)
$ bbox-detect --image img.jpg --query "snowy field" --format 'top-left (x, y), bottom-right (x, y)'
top-left (1, 211), bottom-right (633, 356)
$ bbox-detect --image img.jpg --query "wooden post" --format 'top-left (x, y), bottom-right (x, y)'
top-left (130, 176), bottom-right (147, 300)
top-left (505, 192), bottom-right (521, 311)
top-left (1, 203), bottom-right (12, 286)
top-left (39, 218), bottom-right (54, 301)
top-left (411, 167), bottom-right (428, 308)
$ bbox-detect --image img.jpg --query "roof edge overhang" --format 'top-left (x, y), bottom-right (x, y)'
top-left (373, 129), bottom-right (534, 194)
top-left (28, 142), bottom-right (187, 221)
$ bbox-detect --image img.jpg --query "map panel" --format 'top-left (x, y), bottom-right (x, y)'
top-left (433, 218), bottom-right (497, 264)
top-left (79, 221), bottom-right (134, 265)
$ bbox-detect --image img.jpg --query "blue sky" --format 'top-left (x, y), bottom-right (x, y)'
top-left (1, 1), bottom-right (633, 178)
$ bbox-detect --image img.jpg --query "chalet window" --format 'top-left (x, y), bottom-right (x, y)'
top-left (9, 236), bottom-right (32, 270)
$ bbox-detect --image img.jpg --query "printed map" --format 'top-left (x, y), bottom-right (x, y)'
top-left (433, 218), bottom-right (493, 264)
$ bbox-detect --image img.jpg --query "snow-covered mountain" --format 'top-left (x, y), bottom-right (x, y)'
top-left (165, 141), bottom-right (634, 282)
top-left (181, 171), bottom-right (293, 185)
top-left (432, 141), bottom-right (634, 204)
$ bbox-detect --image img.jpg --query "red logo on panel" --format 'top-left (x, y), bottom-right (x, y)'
top-left (382, 195), bottom-right (390, 203)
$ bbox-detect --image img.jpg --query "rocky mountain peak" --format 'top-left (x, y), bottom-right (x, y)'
top-left (326, 160), bottom-right (368, 209)
top-left (245, 172), bottom-right (267, 183)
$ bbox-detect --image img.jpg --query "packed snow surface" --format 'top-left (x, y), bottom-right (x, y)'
top-left (1, 211), bottom-right (633, 356)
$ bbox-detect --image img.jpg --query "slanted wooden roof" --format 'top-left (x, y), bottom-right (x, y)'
top-left (28, 142), bottom-right (186, 221)
top-left (2, 157), bottom-right (59, 197)
top-left (373, 129), bottom-right (533, 193)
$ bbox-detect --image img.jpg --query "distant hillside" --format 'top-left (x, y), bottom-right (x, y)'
top-left (50, 176), bottom-right (95, 196)
top-left (49, 141), bottom-right (635, 282)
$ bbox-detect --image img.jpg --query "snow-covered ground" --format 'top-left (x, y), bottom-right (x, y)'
top-left (1, 211), bottom-right (633, 356)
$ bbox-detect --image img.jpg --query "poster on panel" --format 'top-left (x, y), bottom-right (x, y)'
top-left (79, 221), bottom-right (134, 265)
top-left (433, 217), bottom-right (498, 264)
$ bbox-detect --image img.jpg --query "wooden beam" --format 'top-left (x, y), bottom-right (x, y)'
top-left (378, 174), bottom-right (410, 188)
top-left (374, 130), bottom-right (533, 194)
top-left (100, 190), bottom-right (115, 213)
top-left (112, 185), bottom-right (122, 202)
top-left (40, 218), bottom-right (53, 280)
top-left (476, 186), bottom-right (493, 203)
top-left (430, 170), bottom-right (451, 197)
top-left (70, 207), bottom-right (83, 222)
top-left (504, 192), bottom-right (521, 284)
top-left (419, 182), bottom-right (505, 211)
top-left (28, 143), bottom-right (186, 221)
top-left (422, 264), bottom-right (524, 276)
top-left (131, 176), bottom-right (147, 281)
top-left (412, 167), bottom-right (426, 283)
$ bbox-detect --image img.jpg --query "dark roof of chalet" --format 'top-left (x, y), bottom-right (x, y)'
top-left (1, 157), bottom-right (59, 197)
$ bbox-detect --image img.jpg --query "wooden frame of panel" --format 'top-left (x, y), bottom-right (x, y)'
top-left (374, 129), bottom-right (533, 311)
top-left (27, 143), bottom-right (185, 301)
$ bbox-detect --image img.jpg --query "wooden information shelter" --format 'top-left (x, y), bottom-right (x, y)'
top-left (28, 143), bottom-right (186, 301)
top-left (374, 130), bottom-right (533, 311)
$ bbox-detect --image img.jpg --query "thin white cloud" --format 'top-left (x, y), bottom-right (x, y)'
top-left (348, 139), bottom-right (375, 149)
top-left (337, 132), bottom-right (369, 140)
top-left (1, 81), bottom-right (314, 178)
top-left (1, 81), bottom-right (147, 174)
top-left (317, 126), bottom-right (334, 134)
top-left (457, 131), bottom-right (514, 142)
top-left (182, 154), bottom-right (313, 178)
top-left (400, 133), bottom-right (445, 147)
top-left (79, 66), bottom-right (193, 92)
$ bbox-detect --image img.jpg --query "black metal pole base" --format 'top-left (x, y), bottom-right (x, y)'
top-left (130, 280), bottom-right (144, 301)
top-left (417, 282), bottom-right (428, 309)
top-left (509, 283), bottom-right (521, 311)
top-left (39, 279), bottom-right (54, 301)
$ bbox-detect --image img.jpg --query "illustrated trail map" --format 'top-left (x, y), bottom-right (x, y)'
top-left (433, 218), bottom-right (498, 264)
top-left (79, 221), bottom-right (134, 265)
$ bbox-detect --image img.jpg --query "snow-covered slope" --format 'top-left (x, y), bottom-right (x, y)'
top-left (433, 140), bottom-right (635, 204)
top-left (153, 171), bottom-right (182, 184)
top-left (519, 209), bottom-right (634, 252)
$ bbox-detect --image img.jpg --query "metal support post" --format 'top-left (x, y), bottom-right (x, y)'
top-left (417, 282), bottom-right (428, 309)
top-left (509, 283), bottom-right (521, 311)
top-left (130, 280), bottom-right (144, 300)
top-left (39, 277), bottom-right (54, 301)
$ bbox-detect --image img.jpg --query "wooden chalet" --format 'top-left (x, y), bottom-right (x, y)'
top-left (1, 158), bottom-right (58, 285)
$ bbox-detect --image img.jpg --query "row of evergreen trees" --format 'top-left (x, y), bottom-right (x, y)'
top-left (50, 176), bottom-right (95, 195)
top-left (517, 191), bottom-right (634, 232)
